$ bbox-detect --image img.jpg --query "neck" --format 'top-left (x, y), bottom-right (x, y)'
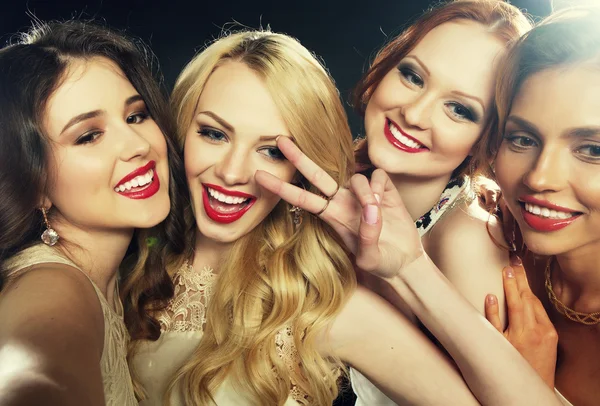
top-left (553, 242), bottom-right (600, 314)
top-left (53, 219), bottom-right (133, 306)
top-left (193, 232), bottom-right (233, 273)
top-left (390, 172), bottom-right (453, 221)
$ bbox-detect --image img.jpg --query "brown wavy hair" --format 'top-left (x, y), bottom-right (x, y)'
top-left (353, 0), bottom-right (531, 179)
top-left (0, 20), bottom-right (186, 353)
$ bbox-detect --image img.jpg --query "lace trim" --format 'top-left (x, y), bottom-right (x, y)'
top-left (159, 261), bottom-right (319, 403)
top-left (158, 261), bottom-right (216, 333)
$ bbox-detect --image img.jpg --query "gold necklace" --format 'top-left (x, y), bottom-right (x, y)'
top-left (545, 257), bottom-right (600, 325)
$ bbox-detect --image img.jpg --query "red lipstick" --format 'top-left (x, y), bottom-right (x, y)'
top-left (115, 161), bottom-right (160, 200)
top-left (519, 196), bottom-right (581, 232)
top-left (202, 183), bottom-right (256, 224)
top-left (384, 118), bottom-right (428, 153)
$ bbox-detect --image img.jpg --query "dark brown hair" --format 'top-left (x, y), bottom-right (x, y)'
top-left (0, 20), bottom-right (188, 342)
top-left (353, 0), bottom-right (531, 178)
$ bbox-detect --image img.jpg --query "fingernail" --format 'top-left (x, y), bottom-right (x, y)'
top-left (505, 267), bottom-right (515, 278)
top-left (364, 205), bottom-right (378, 225)
top-left (510, 255), bottom-right (522, 267)
top-left (374, 194), bottom-right (381, 204)
top-left (486, 294), bottom-right (497, 305)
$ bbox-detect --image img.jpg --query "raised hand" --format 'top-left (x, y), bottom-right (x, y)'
top-left (485, 257), bottom-right (558, 388)
top-left (254, 136), bottom-right (424, 279)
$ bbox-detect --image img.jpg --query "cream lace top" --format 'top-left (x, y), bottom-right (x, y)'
top-left (2, 244), bottom-right (137, 406)
top-left (131, 261), bottom-right (304, 406)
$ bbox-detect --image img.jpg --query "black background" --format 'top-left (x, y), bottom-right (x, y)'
top-left (2, 0), bottom-right (551, 135)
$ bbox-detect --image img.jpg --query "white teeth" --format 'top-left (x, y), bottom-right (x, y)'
top-left (388, 121), bottom-right (424, 149)
top-left (207, 187), bottom-right (250, 205)
top-left (114, 168), bottom-right (155, 192)
top-left (524, 203), bottom-right (573, 219)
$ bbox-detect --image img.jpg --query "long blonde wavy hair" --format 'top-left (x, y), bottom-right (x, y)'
top-left (167, 31), bottom-right (356, 405)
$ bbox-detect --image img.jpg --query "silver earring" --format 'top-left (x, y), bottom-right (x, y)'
top-left (40, 207), bottom-right (59, 246)
top-left (289, 205), bottom-right (303, 227)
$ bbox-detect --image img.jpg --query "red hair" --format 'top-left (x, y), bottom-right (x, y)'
top-left (353, 0), bottom-right (531, 177)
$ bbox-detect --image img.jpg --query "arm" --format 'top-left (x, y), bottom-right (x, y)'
top-left (427, 201), bottom-right (508, 326)
top-left (322, 286), bottom-right (480, 406)
top-left (0, 265), bottom-right (106, 406)
top-left (256, 138), bottom-right (561, 405)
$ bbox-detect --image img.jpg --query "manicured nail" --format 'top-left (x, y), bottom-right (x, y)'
top-left (374, 193), bottom-right (381, 204)
top-left (505, 267), bottom-right (515, 278)
top-left (364, 205), bottom-right (378, 225)
top-left (486, 294), bottom-right (497, 305)
top-left (510, 255), bottom-right (522, 267)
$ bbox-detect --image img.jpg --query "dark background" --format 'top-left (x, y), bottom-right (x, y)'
top-left (2, 0), bottom-right (551, 135)
top-left (1, 0), bottom-right (551, 404)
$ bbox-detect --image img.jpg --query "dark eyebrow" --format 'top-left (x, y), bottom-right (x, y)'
top-left (197, 111), bottom-right (234, 132)
top-left (59, 94), bottom-right (144, 136)
top-left (506, 115), bottom-right (541, 135)
top-left (60, 110), bottom-right (103, 135)
top-left (568, 126), bottom-right (600, 139)
top-left (125, 94), bottom-right (144, 106)
top-left (404, 55), bottom-right (430, 76)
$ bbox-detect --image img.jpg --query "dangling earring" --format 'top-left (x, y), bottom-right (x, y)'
top-left (289, 205), bottom-right (303, 227)
top-left (40, 207), bottom-right (59, 246)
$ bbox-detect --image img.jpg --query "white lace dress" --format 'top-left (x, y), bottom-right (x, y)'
top-left (131, 261), bottom-right (306, 405)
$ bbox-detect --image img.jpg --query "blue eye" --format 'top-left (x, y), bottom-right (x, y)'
top-left (446, 102), bottom-right (476, 122)
top-left (259, 146), bottom-right (286, 161)
top-left (398, 67), bottom-right (424, 88)
top-left (197, 128), bottom-right (227, 142)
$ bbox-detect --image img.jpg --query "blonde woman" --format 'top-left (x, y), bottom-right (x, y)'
top-left (129, 30), bottom-right (563, 406)
top-left (130, 30), bottom-right (480, 406)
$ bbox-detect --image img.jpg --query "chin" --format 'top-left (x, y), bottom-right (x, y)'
top-left (520, 231), bottom-right (567, 257)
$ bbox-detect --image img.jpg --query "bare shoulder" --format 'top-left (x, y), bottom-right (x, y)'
top-left (0, 264), bottom-right (106, 405)
top-left (425, 199), bottom-right (509, 322)
top-left (0, 263), bottom-right (104, 338)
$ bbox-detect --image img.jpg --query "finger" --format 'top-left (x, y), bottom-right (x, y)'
top-left (255, 170), bottom-right (328, 214)
top-left (355, 203), bottom-right (382, 272)
top-left (368, 169), bottom-right (388, 204)
top-left (502, 266), bottom-right (524, 329)
top-left (349, 174), bottom-right (378, 207)
top-left (277, 136), bottom-right (339, 197)
top-left (372, 169), bottom-right (405, 207)
top-left (511, 260), bottom-right (537, 324)
top-left (485, 294), bottom-right (504, 333)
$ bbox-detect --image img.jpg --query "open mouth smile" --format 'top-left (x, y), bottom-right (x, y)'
top-left (202, 183), bottom-right (256, 224)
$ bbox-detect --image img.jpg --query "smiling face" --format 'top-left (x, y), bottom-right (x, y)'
top-left (495, 66), bottom-right (600, 257)
top-left (364, 20), bottom-right (504, 181)
top-left (184, 61), bottom-right (296, 244)
top-left (43, 57), bottom-right (170, 233)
